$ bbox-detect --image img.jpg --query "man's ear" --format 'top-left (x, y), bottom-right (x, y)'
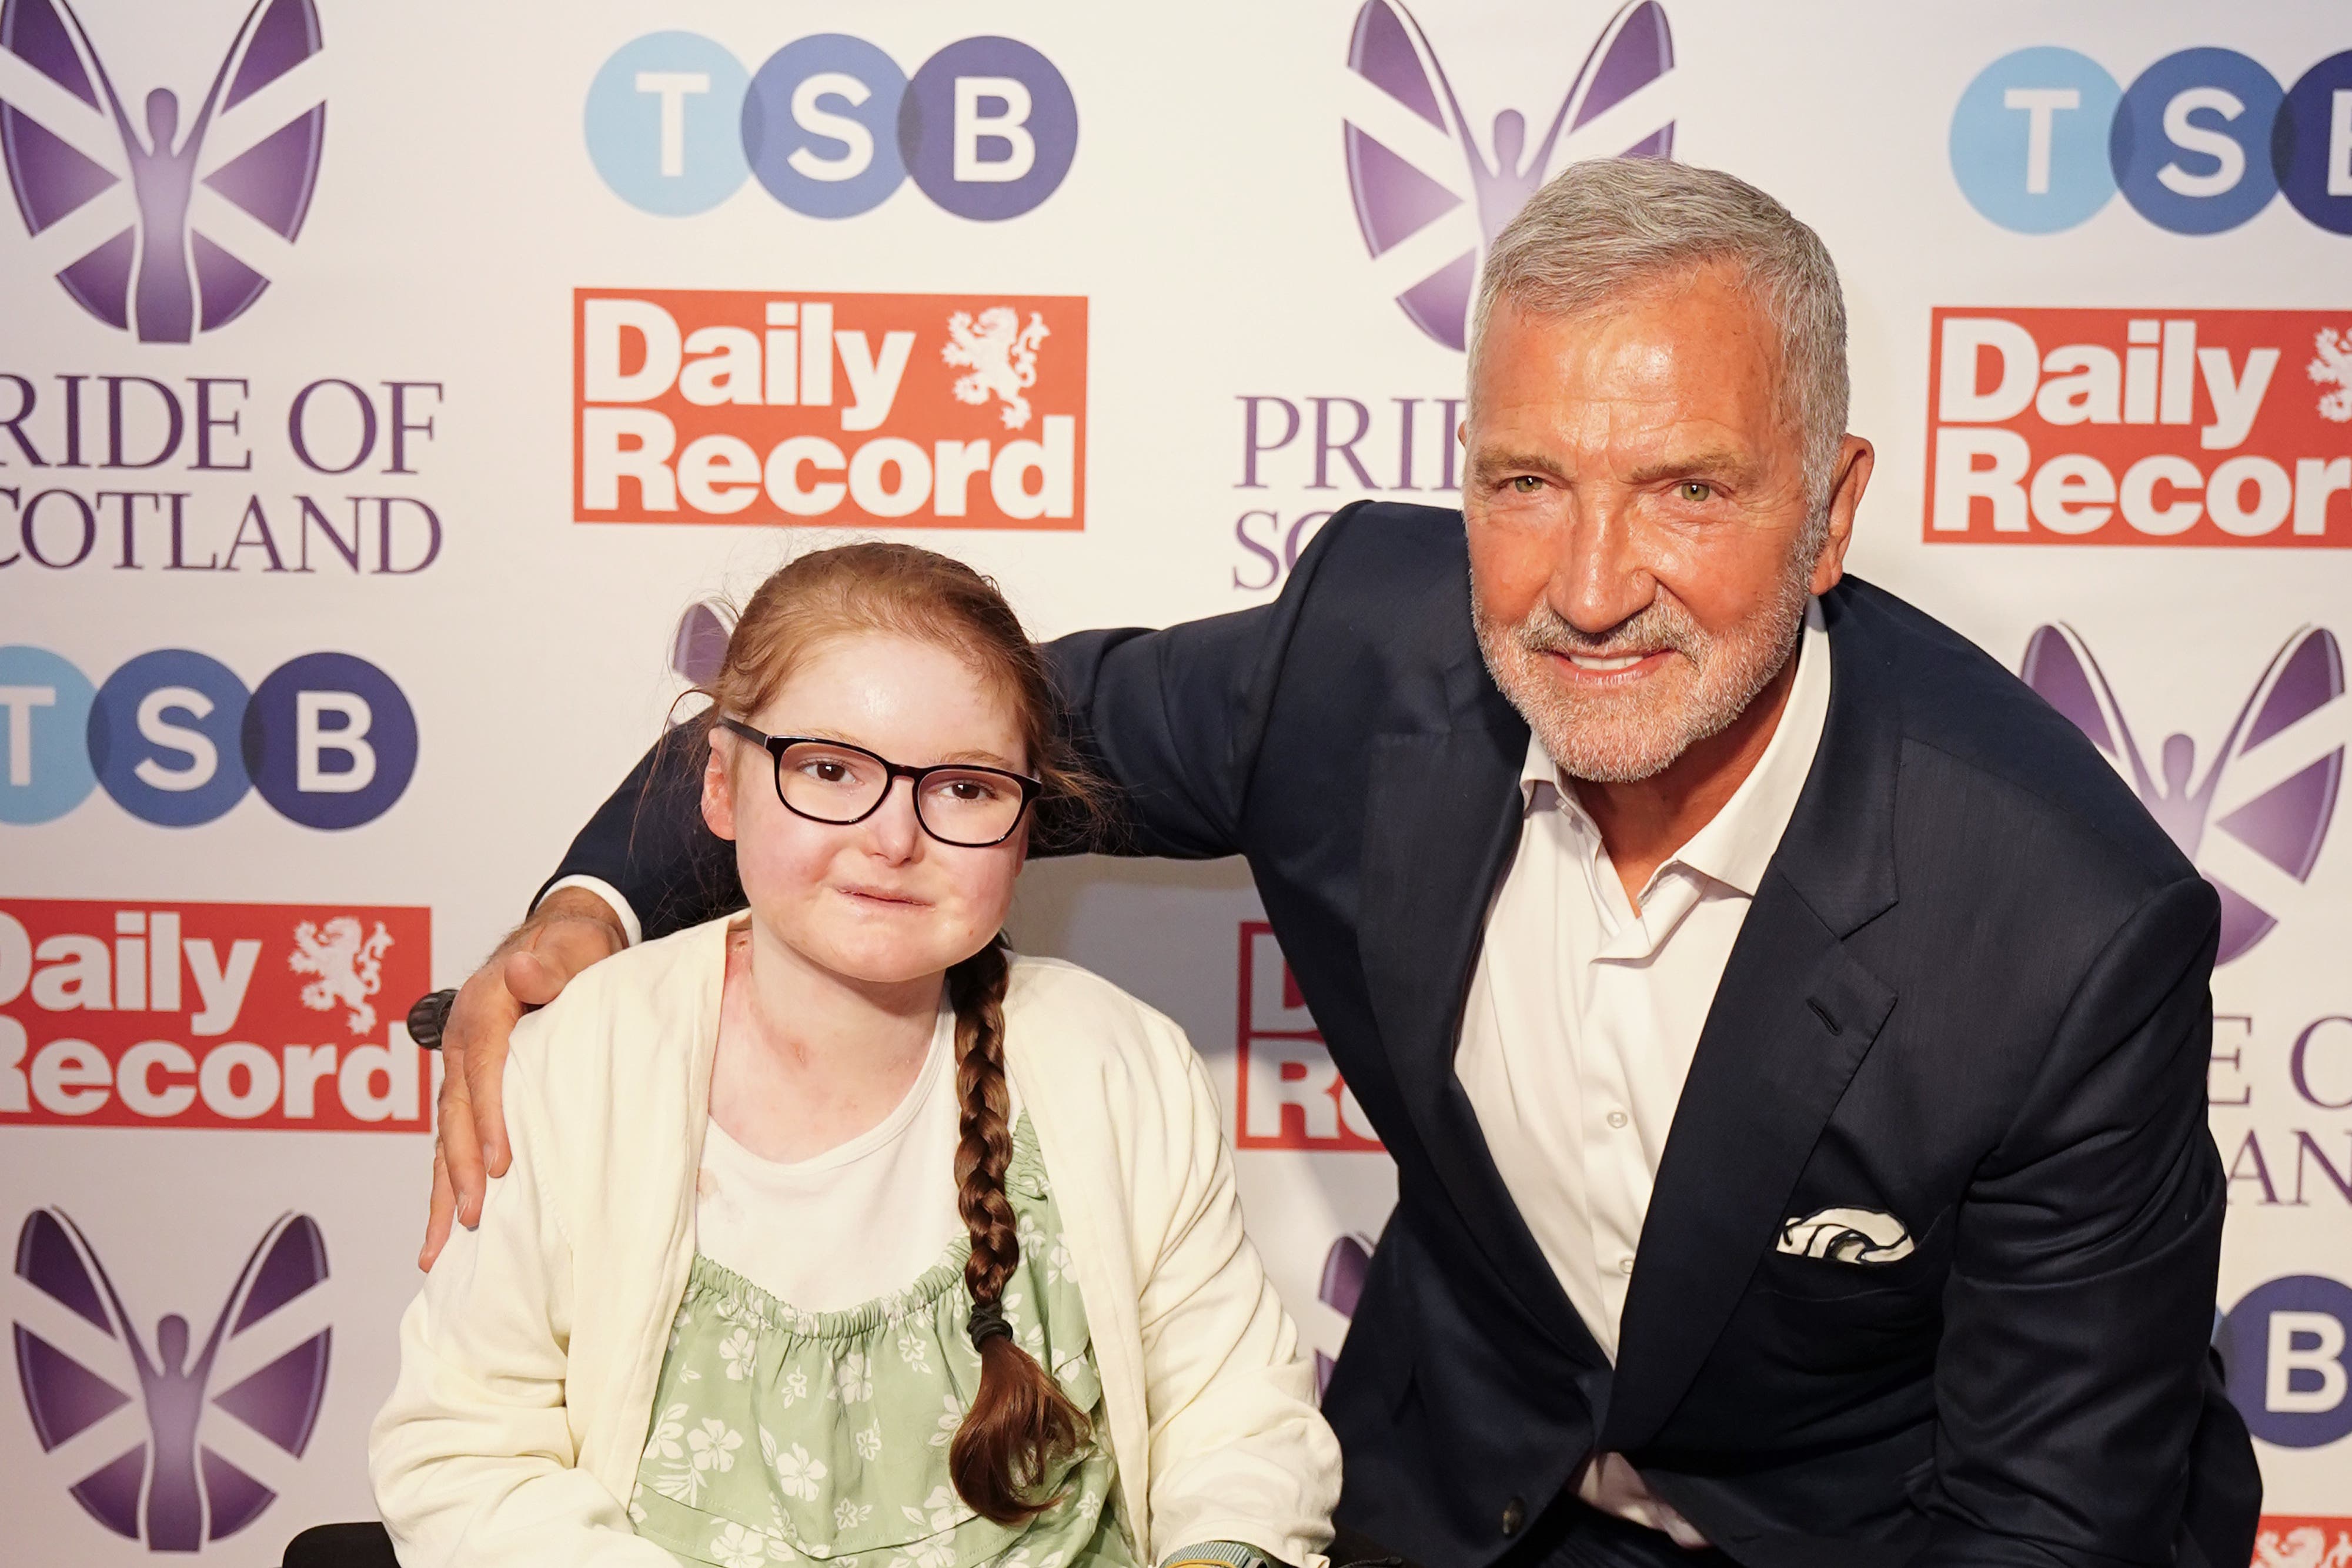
top-left (1810, 434), bottom-right (1874, 596)
top-left (701, 731), bottom-right (739, 842)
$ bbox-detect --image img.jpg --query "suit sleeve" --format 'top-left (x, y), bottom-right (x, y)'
top-left (534, 722), bottom-right (744, 943)
top-left (1041, 502), bottom-right (1362, 860)
top-left (1919, 875), bottom-right (2227, 1568)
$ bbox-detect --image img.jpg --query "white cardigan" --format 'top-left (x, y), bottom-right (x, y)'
top-left (369, 917), bottom-right (1339, 1568)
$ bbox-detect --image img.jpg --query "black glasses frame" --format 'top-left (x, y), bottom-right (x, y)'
top-left (716, 717), bottom-right (1043, 847)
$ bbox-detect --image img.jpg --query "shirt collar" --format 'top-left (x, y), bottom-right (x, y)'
top-left (1520, 597), bottom-right (1832, 900)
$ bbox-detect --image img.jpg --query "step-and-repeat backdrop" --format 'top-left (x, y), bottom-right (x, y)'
top-left (5, 1), bottom-right (2350, 1560)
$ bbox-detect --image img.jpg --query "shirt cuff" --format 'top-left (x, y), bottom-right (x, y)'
top-left (536, 874), bottom-right (643, 947)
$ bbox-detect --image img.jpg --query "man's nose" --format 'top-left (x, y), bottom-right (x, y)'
top-left (1549, 496), bottom-right (1654, 634)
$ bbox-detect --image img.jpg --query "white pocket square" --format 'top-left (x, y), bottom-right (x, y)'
top-left (1776, 1206), bottom-right (1916, 1264)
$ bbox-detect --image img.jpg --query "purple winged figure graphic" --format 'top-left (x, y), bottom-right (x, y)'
top-left (0, 0), bottom-right (325, 339)
top-left (671, 599), bottom-right (735, 691)
top-left (12, 1208), bottom-right (330, 1548)
top-left (1343, 0), bottom-right (1675, 349)
top-left (2022, 624), bottom-right (2345, 964)
top-left (1313, 1232), bottom-right (1375, 1399)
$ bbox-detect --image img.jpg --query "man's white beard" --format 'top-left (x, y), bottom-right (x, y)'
top-left (1471, 559), bottom-right (1812, 784)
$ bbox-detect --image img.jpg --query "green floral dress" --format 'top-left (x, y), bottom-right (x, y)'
top-left (629, 1114), bottom-right (1138, 1568)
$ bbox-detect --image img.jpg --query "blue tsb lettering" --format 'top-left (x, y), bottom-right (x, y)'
top-left (584, 31), bottom-right (1078, 221)
top-left (1952, 45), bottom-right (2352, 236)
top-left (0, 644), bottom-right (416, 828)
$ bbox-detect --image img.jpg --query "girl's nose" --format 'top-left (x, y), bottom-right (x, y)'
top-left (865, 775), bottom-right (923, 861)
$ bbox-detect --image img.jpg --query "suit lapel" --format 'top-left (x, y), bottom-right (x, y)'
top-left (1603, 585), bottom-right (1907, 1450)
top-left (1357, 718), bottom-right (1596, 1355)
top-left (1601, 884), bottom-right (1895, 1447)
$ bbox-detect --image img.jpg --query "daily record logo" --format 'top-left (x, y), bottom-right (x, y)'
top-left (0, 0), bottom-right (325, 339)
top-left (2021, 626), bottom-right (2343, 965)
top-left (576, 289), bottom-right (1086, 530)
top-left (585, 31), bottom-right (1074, 222)
top-left (2221, 1275), bottom-right (2352, 1449)
top-left (1341, 0), bottom-right (1674, 350)
top-left (1, 898), bottom-right (432, 1131)
top-left (2256, 1520), bottom-right (2352, 1568)
top-left (1953, 45), bottom-right (2352, 236)
top-left (1927, 308), bottom-right (2352, 547)
top-left (0, 645), bottom-right (415, 827)
top-left (12, 1208), bottom-right (329, 1548)
top-left (1235, 922), bottom-right (1381, 1153)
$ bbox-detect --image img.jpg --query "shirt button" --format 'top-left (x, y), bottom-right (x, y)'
top-left (1619, 1256), bottom-right (1636, 1275)
top-left (1606, 1109), bottom-right (1629, 1129)
top-left (1501, 1496), bottom-right (1526, 1536)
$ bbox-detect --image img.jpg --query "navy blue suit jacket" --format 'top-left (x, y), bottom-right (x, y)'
top-left (544, 503), bottom-right (2259, 1568)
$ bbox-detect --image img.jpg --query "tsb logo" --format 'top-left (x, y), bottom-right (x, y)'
top-left (1952, 46), bottom-right (2352, 235)
top-left (0, 646), bottom-right (416, 827)
top-left (584, 31), bottom-right (1076, 220)
top-left (1235, 923), bottom-right (1381, 1152)
top-left (2220, 1275), bottom-right (2352, 1447)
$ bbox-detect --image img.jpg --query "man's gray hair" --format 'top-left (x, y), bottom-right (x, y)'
top-left (1470, 159), bottom-right (1850, 513)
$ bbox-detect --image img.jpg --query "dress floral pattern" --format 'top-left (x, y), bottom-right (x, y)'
top-left (630, 1115), bottom-right (1135, 1568)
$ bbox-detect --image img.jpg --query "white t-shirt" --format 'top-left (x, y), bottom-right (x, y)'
top-left (695, 999), bottom-right (968, 1314)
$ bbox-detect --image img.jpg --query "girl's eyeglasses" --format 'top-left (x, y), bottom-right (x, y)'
top-left (716, 718), bottom-right (1041, 848)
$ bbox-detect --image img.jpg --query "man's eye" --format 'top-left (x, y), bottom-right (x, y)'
top-left (1678, 481), bottom-right (1713, 503)
top-left (1511, 475), bottom-right (1544, 494)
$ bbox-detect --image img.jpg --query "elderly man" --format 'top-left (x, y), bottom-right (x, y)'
top-left (424, 162), bottom-right (2259, 1568)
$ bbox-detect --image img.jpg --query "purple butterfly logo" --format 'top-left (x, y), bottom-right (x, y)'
top-left (1313, 1232), bottom-right (1374, 1398)
top-left (0, 0), bottom-right (324, 340)
top-left (671, 598), bottom-right (734, 690)
top-left (1342, 0), bottom-right (1675, 350)
top-left (2022, 624), bottom-right (2345, 965)
top-left (12, 1208), bottom-right (330, 1549)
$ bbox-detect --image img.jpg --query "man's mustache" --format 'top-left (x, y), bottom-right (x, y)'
top-left (1512, 601), bottom-right (1708, 661)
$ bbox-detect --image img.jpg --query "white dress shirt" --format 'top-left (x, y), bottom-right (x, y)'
top-left (1454, 600), bottom-right (1830, 1541)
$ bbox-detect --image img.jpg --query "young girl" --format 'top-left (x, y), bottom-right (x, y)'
top-left (369, 544), bottom-right (1338, 1568)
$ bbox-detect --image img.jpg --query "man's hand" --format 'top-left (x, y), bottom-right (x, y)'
top-left (419, 888), bottom-right (627, 1270)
